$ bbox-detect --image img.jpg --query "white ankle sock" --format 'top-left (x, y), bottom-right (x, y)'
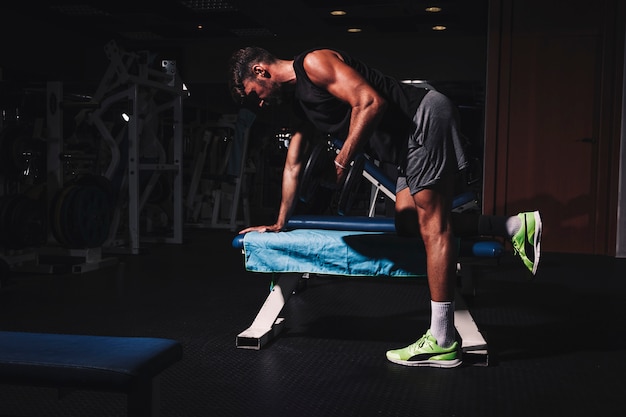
top-left (430, 300), bottom-right (455, 348)
top-left (478, 215), bottom-right (521, 238)
top-left (506, 215), bottom-right (522, 237)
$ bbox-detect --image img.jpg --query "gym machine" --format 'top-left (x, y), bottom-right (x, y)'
top-left (1, 40), bottom-right (188, 280)
top-left (69, 40), bottom-right (187, 255)
top-left (184, 108), bottom-right (256, 231)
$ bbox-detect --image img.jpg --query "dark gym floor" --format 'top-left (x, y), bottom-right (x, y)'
top-left (0, 228), bottom-right (625, 417)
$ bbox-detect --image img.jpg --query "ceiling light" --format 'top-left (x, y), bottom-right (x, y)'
top-left (425, 6), bottom-right (442, 13)
top-left (432, 25), bottom-right (447, 31)
top-left (347, 28), bottom-right (362, 33)
top-left (180, 0), bottom-right (238, 11)
top-left (330, 10), bottom-right (347, 16)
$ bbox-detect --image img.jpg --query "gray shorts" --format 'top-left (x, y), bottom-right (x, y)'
top-left (396, 90), bottom-right (469, 195)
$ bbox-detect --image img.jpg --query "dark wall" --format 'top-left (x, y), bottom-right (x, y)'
top-left (1, 30), bottom-right (487, 121)
top-left (1, 22), bottom-right (487, 91)
top-left (179, 34), bottom-right (488, 84)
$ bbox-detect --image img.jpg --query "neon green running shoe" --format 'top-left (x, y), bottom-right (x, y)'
top-left (386, 330), bottom-right (462, 368)
top-left (511, 211), bottom-right (542, 275)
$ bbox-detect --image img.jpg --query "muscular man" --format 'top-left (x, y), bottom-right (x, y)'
top-left (229, 47), bottom-right (542, 368)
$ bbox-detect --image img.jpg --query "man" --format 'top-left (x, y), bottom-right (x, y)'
top-left (229, 46), bottom-right (541, 368)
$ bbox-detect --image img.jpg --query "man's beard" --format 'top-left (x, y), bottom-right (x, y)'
top-left (258, 79), bottom-right (288, 106)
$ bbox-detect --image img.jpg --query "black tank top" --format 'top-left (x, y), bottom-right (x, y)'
top-left (293, 48), bottom-right (427, 164)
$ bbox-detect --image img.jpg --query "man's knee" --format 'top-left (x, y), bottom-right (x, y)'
top-left (394, 187), bottom-right (420, 237)
top-left (395, 209), bottom-right (420, 237)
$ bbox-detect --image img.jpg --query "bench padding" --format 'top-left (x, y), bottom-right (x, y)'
top-left (0, 331), bottom-right (183, 392)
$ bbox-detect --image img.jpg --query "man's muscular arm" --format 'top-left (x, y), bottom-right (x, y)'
top-left (239, 125), bottom-right (310, 234)
top-left (302, 49), bottom-right (387, 182)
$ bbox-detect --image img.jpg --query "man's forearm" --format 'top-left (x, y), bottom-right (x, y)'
top-left (274, 166), bottom-right (300, 229)
top-left (273, 127), bottom-right (308, 229)
top-left (335, 99), bottom-right (386, 167)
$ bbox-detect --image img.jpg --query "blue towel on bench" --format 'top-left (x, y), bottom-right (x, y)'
top-left (242, 229), bottom-right (428, 277)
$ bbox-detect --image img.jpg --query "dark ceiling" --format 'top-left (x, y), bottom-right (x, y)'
top-left (0, 0), bottom-right (490, 118)
top-left (2, 0), bottom-right (488, 47)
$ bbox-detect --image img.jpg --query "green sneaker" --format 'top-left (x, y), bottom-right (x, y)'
top-left (511, 211), bottom-right (542, 275)
top-left (386, 330), bottom-right (462, 368)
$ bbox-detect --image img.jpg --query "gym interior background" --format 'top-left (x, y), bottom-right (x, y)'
top-left (0, 1), bottom-right (625, 417)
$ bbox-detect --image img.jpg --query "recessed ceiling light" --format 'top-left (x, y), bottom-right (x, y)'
top-left (180, 0), bottom-right (238, 11)
top-left (425, 6), bottom-right (442, 13)
top-left (432, 25), bottom-right (447, 31)
top-left (401, 80), bottom-right (429, 85)
top-left (347, 28), bottom-right (362, 33)
top-left (330, 10), bottom-right (347, 16)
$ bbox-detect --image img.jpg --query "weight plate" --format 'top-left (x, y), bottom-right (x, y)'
top-left (50, 186), bottom-right (70, 246)
top-left (69, 185), bottom-right (113, 248)
top-left (52, 184), bottom-right (80, 247)
top-left (337, 154), bottom-right (366, 216)
top-left (75, 174), bottom-right (115, 200)
top-left (299, 143), bottom-right (335, 204)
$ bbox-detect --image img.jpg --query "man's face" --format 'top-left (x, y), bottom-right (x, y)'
top-left (243, 77), bottom-right (284, 108)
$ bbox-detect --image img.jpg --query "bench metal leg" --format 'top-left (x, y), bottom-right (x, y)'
top-left (236, 273), bottom-right (302, 349)
top-left (127, 376), bottom-right (160, 417)
top-left (455, 290), bottom-right (488, 366)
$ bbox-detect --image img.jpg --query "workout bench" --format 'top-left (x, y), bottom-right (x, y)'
top-left (0, 331), bottom-right (183, 417)
top-left (232, 215), bottom-right (502, 366)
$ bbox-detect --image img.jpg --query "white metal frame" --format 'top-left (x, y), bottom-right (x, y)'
top-left (84, 42), bottom-right (186, 254)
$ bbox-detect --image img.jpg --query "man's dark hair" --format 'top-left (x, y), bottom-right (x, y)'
top-left (228, 46), bottom-right (277, 103)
